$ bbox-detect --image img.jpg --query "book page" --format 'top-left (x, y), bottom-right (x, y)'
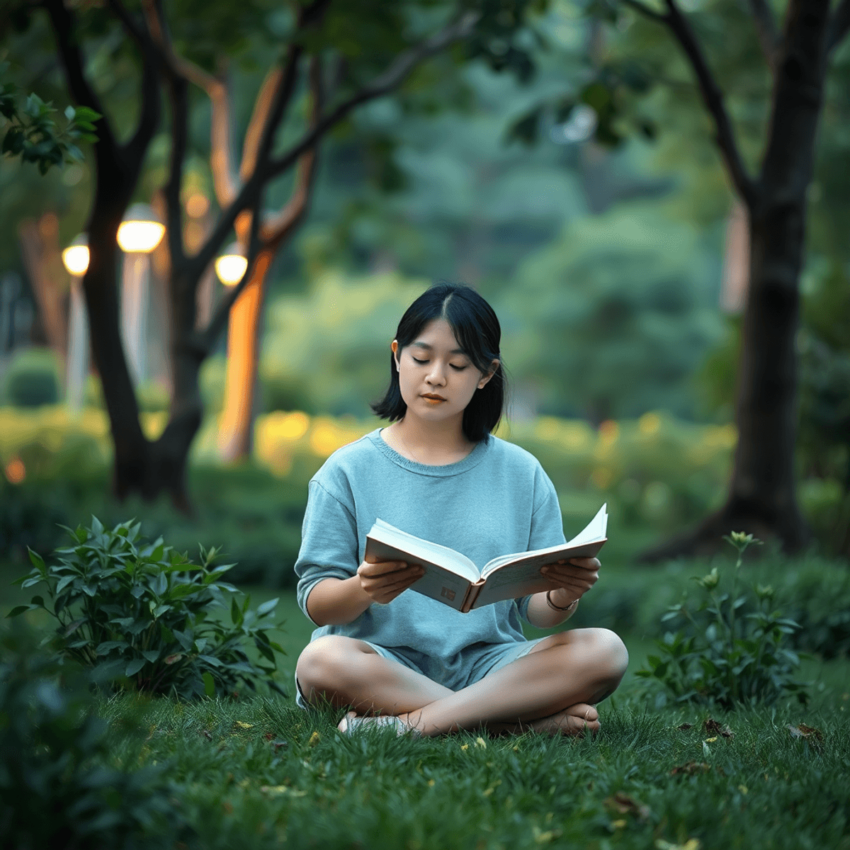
top-left (480, 504), bottom-right (608, 577)
top-left (366, 520), bottom-right (480, 583)
top-left (471, 538), bottom-right (606, 609)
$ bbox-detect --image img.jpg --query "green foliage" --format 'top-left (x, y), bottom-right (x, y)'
top-left (87, 692), bottom-right (850, 850)
top-left (503, 202), bottom-right (724, 420)
top-left (1, 346), bottom-right (61, 407)
top-left (0, 627), bottom-right (190, 849)
top-left (637, 533), bottom-right (810, 708)
top-left (9, 518), bottom-right (287, 700)
top-left (262, 270), bottom-right (429, 415)
top-left (0, 62), bottom-right (100, 174)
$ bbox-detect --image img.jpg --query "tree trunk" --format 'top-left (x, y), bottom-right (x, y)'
top-left (639, 0), bottom-right (831, 561)
top-left (17, 213), bottom-right (68, 363)
top-left (217, 249), bottom-right (273, 461)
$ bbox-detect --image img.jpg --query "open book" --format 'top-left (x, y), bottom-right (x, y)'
top-left (364, 504), bottom-right (607, 613)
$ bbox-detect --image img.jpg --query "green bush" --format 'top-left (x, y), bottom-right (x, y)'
top-left (10, 517), bottom-right (287, 700)
top-left (0, 627), bottom-right (190, 850)
top-left (636, 533), bottom-right (810, 707)
top-left (2, 347), bottom-right (60, 406)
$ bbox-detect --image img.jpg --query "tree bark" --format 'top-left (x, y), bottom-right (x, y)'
top-left (638, 0), bottom-right (832, 560)
top-left (217, 250), bottom-right (272, 461)
top-left (17, 214), bottom-right (67, 364)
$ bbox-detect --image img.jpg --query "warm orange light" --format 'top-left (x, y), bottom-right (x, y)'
top-left (117, 203), bottom-right (165, 253)
top-left (215, 245), bottom-right (248, 286)
top-left (5, 457), bottom-right (26, 484)
top-left (62, 242), bottom-right (90, 276)
top-left (186, 193), bottom-right (210, 218)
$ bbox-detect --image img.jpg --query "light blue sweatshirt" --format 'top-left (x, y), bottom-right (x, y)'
top-left (294, 429), bottom-right (566, 689)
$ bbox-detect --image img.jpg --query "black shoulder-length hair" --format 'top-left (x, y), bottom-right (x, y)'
top-left (371, 282), bottom-right (506, 442)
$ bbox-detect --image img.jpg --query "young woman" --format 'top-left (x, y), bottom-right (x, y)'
top-left (294, 283), bottom-right (628, 736)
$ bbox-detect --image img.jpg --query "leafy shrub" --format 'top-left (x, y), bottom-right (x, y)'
top-left (780, 559), bottom-right (850, 659)
top-left (637, 533), bottom-right (810, 707)
top-left (1, 347), bottom-right (60, 406)
top-left (0, 627), bottom-right (190, 849)
top-left (10, 517), bottom-right (287, 700)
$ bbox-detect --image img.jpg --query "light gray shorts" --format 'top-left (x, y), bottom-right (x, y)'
top-left (294, 637), bottom-right (547, 710)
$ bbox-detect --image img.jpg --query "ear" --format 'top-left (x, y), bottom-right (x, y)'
top-left (478, 359), bottom-right (500, 390)
top-left (391, 340), bottom-right (400, 371)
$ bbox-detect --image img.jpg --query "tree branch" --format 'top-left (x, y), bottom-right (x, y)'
top-left (745, 0), bottom-right (781, 70)
top-left (43, 0), bottom-right (118, 155)
top-left (269, 11), bottom-right (480, 180)
top-left (828, 0), bottom-right (850, 55)
top-left (262, 56), bottom-right (323, 247)
top-left (198, 57), bottom-right (324, 353)
top-left (239, 61), bottom-right (298, 183)
top-left (141, 0), bottom-right (186, 265)
top-left (660, 0), bottom-right (757, 206)
top-left (619, 0), bottom-right (668, 23)
top-left (109, 0), bottom-right (161, 166)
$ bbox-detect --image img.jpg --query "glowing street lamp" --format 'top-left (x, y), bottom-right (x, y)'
top-left (118, 203), bottom-right (165, 385)
top-left (215, 243), bottom-right (249, 287)
top-left (61, 234), bottom-right (90, 414)
top-left (214, 243), bottom-right (258, 459)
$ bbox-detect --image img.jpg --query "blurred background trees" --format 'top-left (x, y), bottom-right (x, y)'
top-left (1, 0), bottom-right (849, 559)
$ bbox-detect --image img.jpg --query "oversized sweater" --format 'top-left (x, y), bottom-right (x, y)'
top-left (294, 428), bottom-right (566, 686)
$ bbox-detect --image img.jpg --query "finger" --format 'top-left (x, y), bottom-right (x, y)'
top-left (567, 557), bottom-right (600, 570)
top-left (358, 560), bottom-right (410, 577)
top-left (542, 566), bottom-right (598, 585)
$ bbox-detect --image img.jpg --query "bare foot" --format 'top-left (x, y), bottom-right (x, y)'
top-left (527, 703), bottom-right (600, 737)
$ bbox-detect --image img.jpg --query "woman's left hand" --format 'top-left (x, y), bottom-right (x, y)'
top-left (540, 557), bottom-right (600, 607)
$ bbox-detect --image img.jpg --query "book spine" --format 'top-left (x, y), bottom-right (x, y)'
top-left (460, 582), bottom-right (483, 614)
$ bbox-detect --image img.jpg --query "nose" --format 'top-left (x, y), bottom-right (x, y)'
top-left (425, 362), bottom-right (447, 386)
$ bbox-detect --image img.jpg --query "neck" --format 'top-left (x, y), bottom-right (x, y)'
top-left (394, 415), bottom-right (468, 450)
top-left (386, 415), bottom-right (474, 465)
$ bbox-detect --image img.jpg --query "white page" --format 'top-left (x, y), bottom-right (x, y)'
top-left (480, 504), bottom-right (607, 577)
top-left (367, 519), bottom-right (480, 583)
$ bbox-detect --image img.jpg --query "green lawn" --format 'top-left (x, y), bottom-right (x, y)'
top-left (4, 558), bottom-right (850, 849)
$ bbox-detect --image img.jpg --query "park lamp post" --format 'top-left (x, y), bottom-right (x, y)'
top-left (117, 203), bottom-right (165, 386)
top-left (214, 243), bottom-right (255, 459)
top-left (60, 234), bottom-right (90, 414)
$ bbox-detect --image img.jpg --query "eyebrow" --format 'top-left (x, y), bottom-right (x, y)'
top-left (412, 342), bottom-right (467, 356)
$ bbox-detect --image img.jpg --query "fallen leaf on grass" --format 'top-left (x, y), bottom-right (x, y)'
top-left (703, 718), bottom-right (734, 738)
top-left (201, 729), bottom-right (213, 741)
top-left (233, 721), bottom-right (253, 730)
top-left (670, 761), bottom-right (710, 776)
top-left (260, 785), bottom-right (307, 797)
top-left (676, 723), bottom-right (694, 731)
top-left (308, 730), bottom-right (321, 747)
top-left (787, 724), bottom-right (823, 746)
top-left (604, 792), bottom-right (651, 821)
top-left (656, 839), bottom-right (700, 850)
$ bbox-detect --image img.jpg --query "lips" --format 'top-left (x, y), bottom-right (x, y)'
top-left (421, 393), bottom-right (446, 402)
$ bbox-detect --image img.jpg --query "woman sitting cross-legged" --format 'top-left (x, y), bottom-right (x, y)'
top-left (293, 283), bottom-right (628, 737)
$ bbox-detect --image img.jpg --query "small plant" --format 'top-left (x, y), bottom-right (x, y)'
top-left (0, 627), bottom-right (190, 849)
top-left (9, 517), bottom-right (286, 699)
top-left (637, 531), bottom-right (809, 707)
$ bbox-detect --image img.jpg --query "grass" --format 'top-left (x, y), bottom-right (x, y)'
top-left (4, 557), bottom-right (850, 849)
top-left (98, 690), bottom-right (850, 850)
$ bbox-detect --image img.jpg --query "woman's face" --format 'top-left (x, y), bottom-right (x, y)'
top-left (392, 319), bottom-right (497, 429)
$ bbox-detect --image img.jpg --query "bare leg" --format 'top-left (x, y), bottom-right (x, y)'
top-left (295, 629), bottom-right (627, 737)
top-left (295, 635), bottom-right (453, 715)
top-left (397, 629), bottom-right (628, 736)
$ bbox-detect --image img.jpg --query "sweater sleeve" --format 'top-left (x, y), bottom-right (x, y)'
top-left (515, 465), bottom-right (566, 623)
top-left (294, 479), bottom-right (360, 624)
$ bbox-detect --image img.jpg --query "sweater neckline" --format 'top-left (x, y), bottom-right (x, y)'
top-left (368, 428), bottom-right (491, 477)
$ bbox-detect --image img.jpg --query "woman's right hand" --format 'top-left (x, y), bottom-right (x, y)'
top-left (357, 559), bottom-right (424, 604)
